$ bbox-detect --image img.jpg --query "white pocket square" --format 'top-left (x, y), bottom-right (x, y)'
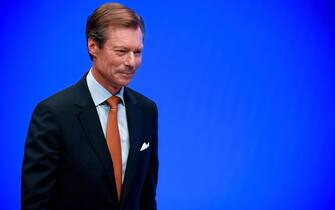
top-left (140, 142), bottom-right (150, 151)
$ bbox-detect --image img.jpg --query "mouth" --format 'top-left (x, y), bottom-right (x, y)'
top-left (121, 71), bottom-right (134, 75)
top-left (119, 72), bottom-right (135, 78)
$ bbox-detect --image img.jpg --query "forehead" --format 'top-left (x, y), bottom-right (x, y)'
top-left (104, 26), bottom-right (143, 48)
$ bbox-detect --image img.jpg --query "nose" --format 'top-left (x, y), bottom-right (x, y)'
top-left (124, 52), bottom-right (135, 69)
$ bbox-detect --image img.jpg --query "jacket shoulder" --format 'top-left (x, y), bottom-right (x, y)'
top-left (38, 84), bottom-right (76, 110)
top-left (125, 87), bottom-right (157, 109)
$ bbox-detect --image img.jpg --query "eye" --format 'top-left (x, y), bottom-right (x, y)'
top-left (114, 49), bottom-right (127, 56)
top-left (134, 50), bottom-right (142, 57)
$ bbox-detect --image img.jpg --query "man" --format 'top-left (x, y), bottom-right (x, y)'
top-left (21, 3), bottom-right (158, 210)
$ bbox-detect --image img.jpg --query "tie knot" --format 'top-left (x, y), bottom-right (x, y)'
top-left (106, 96), bottom-right (119, 109)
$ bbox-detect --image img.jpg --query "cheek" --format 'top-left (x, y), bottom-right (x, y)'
top-left (135, 57), bottom-right (142, 67)
top-left (109, 57), bottom-right (125, 67)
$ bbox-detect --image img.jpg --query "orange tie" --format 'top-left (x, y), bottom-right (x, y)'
top-left (106, 96), bottom-right (122, 201)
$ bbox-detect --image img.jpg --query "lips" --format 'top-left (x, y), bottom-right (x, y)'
top-left (121, 71), bottom-right (134, 75)
top-left (119, 72), bottom-right (135, 78)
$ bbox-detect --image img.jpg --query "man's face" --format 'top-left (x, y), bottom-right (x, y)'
top-left (89, 26), bottom-right (143, 92)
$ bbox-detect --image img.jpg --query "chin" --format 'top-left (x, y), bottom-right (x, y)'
top-left (118, 80), bottom-right (131, 87)
top-left (123, 77), bottom-right (133, 83)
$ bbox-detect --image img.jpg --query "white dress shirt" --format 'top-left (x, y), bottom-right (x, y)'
top-left (86, 70), bottom-right (130, 183)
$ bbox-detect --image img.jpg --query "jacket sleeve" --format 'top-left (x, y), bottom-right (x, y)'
top-left (140, 103), bottom-right (159, 210)
top-left (21, 101), bottom-right (61, 210)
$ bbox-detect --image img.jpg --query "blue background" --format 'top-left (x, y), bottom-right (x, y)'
top-left (1, 0), bottom-right (335, 209)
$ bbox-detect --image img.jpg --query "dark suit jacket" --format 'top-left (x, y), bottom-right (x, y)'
top-left (21, 75), bottom-right (158, 210)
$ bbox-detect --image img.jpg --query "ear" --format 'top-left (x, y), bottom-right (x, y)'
top-left (88, 39), bottom-right (98, 59)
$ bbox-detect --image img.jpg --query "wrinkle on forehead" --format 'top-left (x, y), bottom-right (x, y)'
top-left (105, 26), bottom-right (143, 50)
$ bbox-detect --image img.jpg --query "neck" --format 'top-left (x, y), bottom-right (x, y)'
top-left (91, 67), bottom-right (121, 95)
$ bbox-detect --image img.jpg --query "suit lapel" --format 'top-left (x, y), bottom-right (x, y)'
top-left (74, 76), bottom-right (119, 202)
top-left (121, 87), bottom-right (142, 203)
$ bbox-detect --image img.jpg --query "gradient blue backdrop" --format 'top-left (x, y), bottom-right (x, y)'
top-left (1, 0), bottom-right (335, 209)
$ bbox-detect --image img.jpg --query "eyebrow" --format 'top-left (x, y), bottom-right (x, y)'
top-left (112, 45), bottom-right (143, 50)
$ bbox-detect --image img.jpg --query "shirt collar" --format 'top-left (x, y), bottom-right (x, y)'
top-left (86, 69), bottom-right (125, 106)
